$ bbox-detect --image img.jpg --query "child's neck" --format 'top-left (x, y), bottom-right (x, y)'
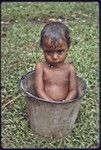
top-left (47, 61), bottom-right (65, 69)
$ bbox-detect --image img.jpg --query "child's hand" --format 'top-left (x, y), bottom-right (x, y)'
top-left (62, 100), bottom-right (66, 102)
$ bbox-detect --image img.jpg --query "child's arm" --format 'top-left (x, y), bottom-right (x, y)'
top-left (34, 63), bottom-right (54, 102)
top-left (64, 64), bottom-right (77, 102)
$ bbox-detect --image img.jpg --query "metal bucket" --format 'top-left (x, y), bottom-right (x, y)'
top-left (20, 70), bottom-right (86, 139)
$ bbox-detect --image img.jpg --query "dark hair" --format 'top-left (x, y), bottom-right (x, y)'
top-left (40, 22), bottom-right (71, 48)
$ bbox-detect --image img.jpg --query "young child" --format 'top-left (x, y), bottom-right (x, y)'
top-left (34, 22), bottom-right (78, 102)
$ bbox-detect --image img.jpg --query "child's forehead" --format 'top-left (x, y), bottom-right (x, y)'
top-left (43, 37), bottom-right (66, 48)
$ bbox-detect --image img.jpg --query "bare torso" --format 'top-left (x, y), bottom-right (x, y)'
top-left (34, 61), bottom-right (77, 102)
top-left (43, 62), bottom-right (70, 100)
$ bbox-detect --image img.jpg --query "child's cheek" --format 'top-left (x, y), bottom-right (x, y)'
top-left (45, 54), bottom-right (51, 60)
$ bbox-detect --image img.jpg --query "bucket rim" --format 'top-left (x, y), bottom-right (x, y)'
top-left (20, 70), bottom-right (87, 104)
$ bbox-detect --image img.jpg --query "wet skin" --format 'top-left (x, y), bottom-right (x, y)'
top-left (34, 39), bottom-right (77, 102)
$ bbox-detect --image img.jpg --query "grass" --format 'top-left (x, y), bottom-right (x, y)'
top-left (1, 2), bottom-right (99, 148)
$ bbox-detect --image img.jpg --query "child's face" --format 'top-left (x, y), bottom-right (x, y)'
top-left (42, 38), bottom-right (69, 67)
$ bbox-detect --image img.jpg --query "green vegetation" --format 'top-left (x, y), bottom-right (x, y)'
top-left (1, 2), bottom-right (99, 148)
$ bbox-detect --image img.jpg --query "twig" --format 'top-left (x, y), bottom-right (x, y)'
top-left (2, 94), bottom-right (21, 108)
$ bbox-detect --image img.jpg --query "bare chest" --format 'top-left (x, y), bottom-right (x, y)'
top-left (43, 68), bottom-right (69, 85)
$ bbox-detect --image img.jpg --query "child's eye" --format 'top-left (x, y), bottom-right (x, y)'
top-left (57, 50), bottom-right (64, 54)
top-left (45, 51), bottom-right (52, 54)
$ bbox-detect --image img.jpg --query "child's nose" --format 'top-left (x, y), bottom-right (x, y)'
top-left (53, 53), bottom-right (58, 59)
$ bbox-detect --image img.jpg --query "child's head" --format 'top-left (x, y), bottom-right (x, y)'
top-left (40, 22), bottom-right (71, 67)
top-left (40, 21), bottom-right (71, 49)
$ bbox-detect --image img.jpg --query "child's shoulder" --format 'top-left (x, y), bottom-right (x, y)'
top-left (35, 62), bottom-right (44, 69)
top-left (65, 62), bottom-right (76, 72)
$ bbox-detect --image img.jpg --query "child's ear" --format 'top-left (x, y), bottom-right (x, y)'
top-left (69, 44), bottom-right (72, 49)
top-left (68, 43), bottom-right (71, 49)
